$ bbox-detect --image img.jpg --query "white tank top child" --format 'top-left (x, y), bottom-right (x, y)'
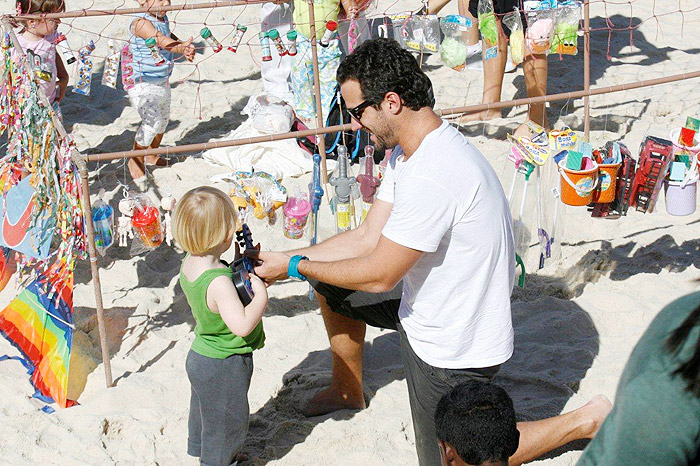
top-left (376, 121), bottom-right (515, 369)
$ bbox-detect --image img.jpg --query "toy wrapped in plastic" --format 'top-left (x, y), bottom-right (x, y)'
top-left (129, 193), bottom-right (163, 251)
top-left (228, 171), bottom-right (287, 225)
top-left (72, 40), bottom-right (95, 96)
top-left (92, 195), bottom-right (115, 255)
top-left (525, 8), bottom-right (554, 54)
top-left (478, 0), bottom-right (499, 60)
top-left (403, 14), bottom-right (440, 54)
top-left (549, 3), bottom-right (581, 55)
top-left (502, 8), bottom-right (525, 65)
top-left (101, 40), bottom-right (121, 89)
top-left (439, 15), bottom-right (472, 71)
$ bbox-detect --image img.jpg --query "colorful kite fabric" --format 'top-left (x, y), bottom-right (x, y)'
top-left (0, 262), bottom-right (75, 408)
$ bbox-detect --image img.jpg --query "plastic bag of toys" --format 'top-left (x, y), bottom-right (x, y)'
top-left (549, 3), bottom-right (581, 55)
top-left (439, 15), bottom-right (472, 71)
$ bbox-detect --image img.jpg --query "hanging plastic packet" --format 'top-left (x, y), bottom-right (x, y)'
top-left (320, 20), bottom-right (338, 47)
top-left (287, 30), bottom-right (298, 56)
top-left (524, 8), bottom-right (554, 54)
top-left (92, 196), bottom-right (115, 256)
top-left (130, 193), bottom-right (163, 251)
top-left (73, 40), bottom-right (95, 96)
top-left (200, 27), bottom-right (223, 53)
top-left (228, 24), bottom-right (247, 52)
top-left (121, 44), bottom-right (135, 91)
top-left (502, 8), bottom-right (525, 65)
top-left (101, 40), bottom-right (121, 89)
top-left (478, 0), bottom-right (499, 60)
top-left (267, 28), bottom-right (288, 56)
top-left (54, 32), bottom-right (76, 65)
top-left (259, 32), bottom-right (272, 61)
top-left (550, 3), bottom-right (581, 55)
top-left (439, 15), bottom-right (472, 71)
top-left (403, 15), bottom-right (440, 53)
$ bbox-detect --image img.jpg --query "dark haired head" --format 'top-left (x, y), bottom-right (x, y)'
top-left (435, 381), bottom-right (520, 465)
top-left (17, 0), bottom-right (66, 15)
top-left (336, 38), bottom-right (434, 111)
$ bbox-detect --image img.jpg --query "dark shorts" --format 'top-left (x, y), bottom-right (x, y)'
top-left (311, 281), bottom-right (501, 466)
top-left (468, 0), bottom-right (528, 36)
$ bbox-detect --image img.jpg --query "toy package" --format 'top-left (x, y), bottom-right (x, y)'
top-left (550, 3), bottom-right (581, 55)
top-left (73, 40), bottom-right (95, 96)
top-left (92, 196), bottom-right (115, 255)
top-left (478, 0), bottom-right (499, 60)
top-left (525, 9), bottom-right (554, 54)
top-left (502, 8), bottom-right (524, 65)
top-left (129, 193), bottom-right (163, 252)
top-left (228, 171), bottom-right (287, 225)
top-left (439, 15), bottom-right (472, 71)
top-left (403, 15), bottom-right (440, 54)
top-left (101, 40), bottom-right (120, 89)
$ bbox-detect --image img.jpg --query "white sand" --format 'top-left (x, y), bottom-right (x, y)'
top-left (1, 0), bottom-right (699, 464)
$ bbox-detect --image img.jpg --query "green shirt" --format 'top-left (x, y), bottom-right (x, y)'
top-left (578, 291), bottom-right (700, 465)
top-left (180, 264), bottom-right (265, 359)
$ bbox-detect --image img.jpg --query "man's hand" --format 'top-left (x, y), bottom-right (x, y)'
top-left (246, 250), bottom-right (291, 284)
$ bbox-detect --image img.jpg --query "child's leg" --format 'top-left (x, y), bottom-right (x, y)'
top-left (187, 351), bottom-right (254, 466)
top-left (127, 82), bottom-right (171, 179)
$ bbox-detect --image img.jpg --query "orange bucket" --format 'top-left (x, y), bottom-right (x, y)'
top-left (558, 160), bottom-right (598, 206)
top-left (592, 162), bottom-right (621, 204)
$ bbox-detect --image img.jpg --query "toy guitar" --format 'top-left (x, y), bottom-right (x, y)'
top-left (227, 223), bottom-right (259, 306)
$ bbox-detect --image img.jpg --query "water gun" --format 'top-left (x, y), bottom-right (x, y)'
top-left (329, 145), bottom-right (356, 233)
top-left (356, 145), bottom-right (380, 222)
top-left (308, 154), bottom-right (324, 299)
top-left (228, 223), bottom-right (259, 306)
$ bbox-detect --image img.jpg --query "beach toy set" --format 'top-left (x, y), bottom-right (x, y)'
top-left (663, 119), bottom-right (700, 216)
top-left (228, 170), bottom-right (287, 226)
top-left (522, 1), bottom-right (582, 56)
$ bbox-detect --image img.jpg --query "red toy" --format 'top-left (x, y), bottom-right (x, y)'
top-left (630, 136), bottom-right (673, 213)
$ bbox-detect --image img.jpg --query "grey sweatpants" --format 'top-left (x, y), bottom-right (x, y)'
top-left (186, 350), bottom-right (253, 466)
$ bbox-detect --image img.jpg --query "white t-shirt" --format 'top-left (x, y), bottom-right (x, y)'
top-left (376, 121), bottom-right (515, 369)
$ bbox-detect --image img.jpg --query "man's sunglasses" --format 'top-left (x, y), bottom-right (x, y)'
top-left (347, 100), bottom-right (373, 121)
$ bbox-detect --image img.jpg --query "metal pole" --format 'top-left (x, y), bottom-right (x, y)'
top-left (76, 157), bottom-right (113, 388)
top-left (583, 0), bottom-right (591, 140)
top-left (307, 0), bottom-right (329, 184)
top-left (86, 68), bottom-right (700, 163)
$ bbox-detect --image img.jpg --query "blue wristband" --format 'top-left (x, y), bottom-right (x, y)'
top-left (287, 255), bottom-right (309, 281)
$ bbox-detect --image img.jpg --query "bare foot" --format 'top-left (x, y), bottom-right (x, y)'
top-left (456, 109), bottom-right (503, 123)
top-left (301, 386), bottom-right (366, 417)
top-left (144, 155), bottom-right (168, 167)
top-left (579, 395), bottom-right (613, 439)
top-left (128, 157), bottom-right (147, 180)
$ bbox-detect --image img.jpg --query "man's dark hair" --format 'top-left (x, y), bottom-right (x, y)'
top-left (336, 38), bottom-right (433, 111)
top-left (435, 381), bottom-right (520, 465)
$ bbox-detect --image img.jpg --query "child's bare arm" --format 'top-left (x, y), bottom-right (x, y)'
top-left (54, 52), bottom-right (68, 102)
top-left (131, 19), bottom-right (195, 62)
top-left (208, 274), bottom-right (268, 337)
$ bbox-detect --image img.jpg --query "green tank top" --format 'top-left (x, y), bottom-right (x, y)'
top-left (180, 264), bottom-right (265, 359)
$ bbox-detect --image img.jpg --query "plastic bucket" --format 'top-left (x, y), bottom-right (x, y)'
top-left (131, 206), bottom-right (163, 248)
top-left (591, 162), bottom-right (621, 204)
top-left (664, 180), bottom-right (697, 216)
top-left (283, 197), bottom-right (311, 239)
top-left (558, 160), bottom-right (598, 206)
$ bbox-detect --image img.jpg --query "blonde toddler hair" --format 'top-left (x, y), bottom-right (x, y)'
top-left (173, 186), bottom-right (238, 255)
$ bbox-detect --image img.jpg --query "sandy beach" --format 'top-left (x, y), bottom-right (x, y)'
top-left (1, 0), bottom-right (699, 464)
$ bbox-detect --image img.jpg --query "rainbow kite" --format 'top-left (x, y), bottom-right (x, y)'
top-left (0, 263), bottom-right (75, 408)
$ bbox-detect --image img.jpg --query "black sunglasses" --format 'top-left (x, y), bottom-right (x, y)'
top-left (347, 100), bottom-right (373, 122)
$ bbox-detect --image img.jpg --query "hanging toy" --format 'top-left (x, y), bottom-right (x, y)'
top-left (267, 29), bottom-right (288, 56)
top-left (161, 194), bottom-right (176, 247)
top-left (117, 197), bottom-right (135, 247)
top-left (92, 194), bottom-right (115, 256)
top-left (357, 145), bottom-right (381, 222)
top-left (228, 24), bottom-right (247, 52)
top-left (131, 194), bottom-right (163, 249)
top-left (121, 44), bottom-right (135, 91)
top-left (200, 27), bottom-right (223, 53)
top-left (330, 145), bottom-right (356, 233)
top-left (72, 40), bottom-right (95, 96)
top-left (320, 20), bottom-right (338, 47)
top-left (145, 37), bottom-right (166, 65)
top-left (259, 31), bottom-right (272, 61)
top-left (287, 30), bottom-right (298, 56)
top-left (101, 40), bottom-right (121, 89)
top-left (54, 32), bottom-right (76, 65)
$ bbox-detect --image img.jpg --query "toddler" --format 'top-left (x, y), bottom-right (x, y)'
top-left (125, 0), bottom-right (195, 182)
top-left (291, 0), bottom-right (356, 122)
top-left (14, 0), bottom-right (69, 120)
top-left (173, 186), bottom-right (268, 466)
